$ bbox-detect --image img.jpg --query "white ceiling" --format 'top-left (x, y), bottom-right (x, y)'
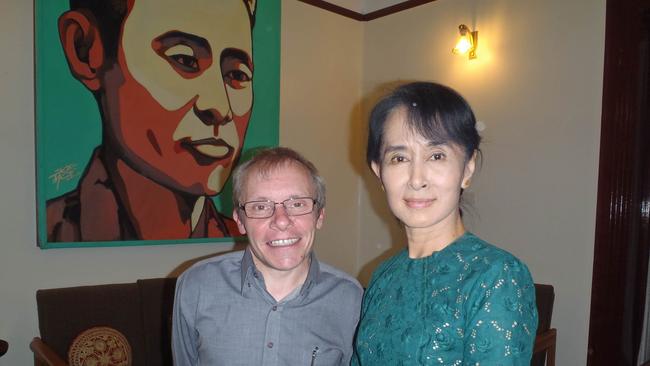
top-left (321, 0), bottom-right (410, 14)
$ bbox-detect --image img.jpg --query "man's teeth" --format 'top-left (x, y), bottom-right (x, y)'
top-left (268, 238), bottom-right (299, 247)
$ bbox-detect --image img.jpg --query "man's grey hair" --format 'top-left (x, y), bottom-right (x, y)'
top-left (232, 147), bottom-right (326, 211)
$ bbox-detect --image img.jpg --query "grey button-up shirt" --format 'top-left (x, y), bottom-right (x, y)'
top-left (172, 249), bottom-right (363, 366)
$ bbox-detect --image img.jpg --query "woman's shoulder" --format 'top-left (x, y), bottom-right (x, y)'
top-left (454, 232), bottom-right (534, 282)
top-left (457, 232), bottom-right (528, 264)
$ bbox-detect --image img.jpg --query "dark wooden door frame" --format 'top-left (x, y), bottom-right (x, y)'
top-left (587, 0), bottom-right (650, 364)
top-left (297, 0), bottom-right (438, 21)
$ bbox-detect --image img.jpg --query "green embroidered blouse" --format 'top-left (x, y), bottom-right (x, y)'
top-left (352, 232), bottom-right (538, 365)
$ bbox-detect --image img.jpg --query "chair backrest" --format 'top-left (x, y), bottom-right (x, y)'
top-left (36, 283), bottom-right (147, 366)
top-left (531, 283), bottom-right (555, 366)
top-left (534, 284), bottom-right (555, 334)
top-left (137, 278), bottom-right (177, 366)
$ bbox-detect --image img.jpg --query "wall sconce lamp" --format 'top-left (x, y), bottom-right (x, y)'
top-left (452, 24), bottom-right (478, 60)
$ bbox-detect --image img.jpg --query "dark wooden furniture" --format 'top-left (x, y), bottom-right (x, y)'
top-left (532, 283), bottom-right (556, 366)
top-left (30, 278), bottom-right (177, 366)
top-left (0, 339), bottom-right (8, 357)
top-left (30, 278), bottom-right (555, 365)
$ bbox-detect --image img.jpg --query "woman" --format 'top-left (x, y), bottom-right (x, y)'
top-left (353, 82), bottom-right (538, 365)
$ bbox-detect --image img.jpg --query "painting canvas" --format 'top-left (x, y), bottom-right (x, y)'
top-left (35, 0), bottom-right (280, 248)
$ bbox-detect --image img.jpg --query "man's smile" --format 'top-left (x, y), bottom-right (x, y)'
top-left (268, 237), bottom-right (301, 247)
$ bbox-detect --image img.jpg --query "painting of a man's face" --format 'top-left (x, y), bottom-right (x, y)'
top-left (103, 0), bottom-right (253, 196)
top-left (36, 0), bottom-right (278, 246)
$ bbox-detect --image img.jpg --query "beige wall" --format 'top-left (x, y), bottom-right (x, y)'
top-left (0, 0), bottom-right (604, 365)
top-left (280, 1), bottom-right (364, 276)
top-left (359, 0), bottom-right (605, 365)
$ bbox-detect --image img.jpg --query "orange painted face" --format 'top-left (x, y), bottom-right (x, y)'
top-left (102, 0), bottom-right (253, 195)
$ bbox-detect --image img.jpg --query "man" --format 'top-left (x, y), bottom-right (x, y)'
top-left (47, 0), bottom-right (257, 241)
top-left (172, 147), bottom-right (363, 365)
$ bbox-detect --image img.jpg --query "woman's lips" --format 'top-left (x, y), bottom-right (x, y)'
top-left (182, 138), bottom-right (234, 164)
top-left (404, 198), bottom-right (434, 208)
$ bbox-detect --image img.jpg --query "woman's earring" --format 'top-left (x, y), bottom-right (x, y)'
top-left (462, 179), bottom-right (471, 189)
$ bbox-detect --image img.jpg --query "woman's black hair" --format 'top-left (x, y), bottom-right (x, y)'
top-left (366, 82), bottom-right (481, 167)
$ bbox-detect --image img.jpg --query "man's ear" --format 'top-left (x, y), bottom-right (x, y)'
top-left (233, 209), bottom-right (247, 235)
top-left (315, 207), bottom-right (325, 230)
top-left (58, 10), bottom-right (105, 91)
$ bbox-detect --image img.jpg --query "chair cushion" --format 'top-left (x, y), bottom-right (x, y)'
top-left (68, 326), bottom-right (131, 366)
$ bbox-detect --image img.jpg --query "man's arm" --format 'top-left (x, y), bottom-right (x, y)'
top-left (341, 282), bottom-right (364, 365)
top-left (172, 272), bottom-right (199, 366)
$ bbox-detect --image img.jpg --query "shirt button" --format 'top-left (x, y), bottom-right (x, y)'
top-left (267, 342), bottom-right (274, 348)
top-left (272, 305), bottom-right (277, 311)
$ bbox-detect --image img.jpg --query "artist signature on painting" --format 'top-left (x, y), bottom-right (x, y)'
top-left (49, 164), bottom-right (79, 190)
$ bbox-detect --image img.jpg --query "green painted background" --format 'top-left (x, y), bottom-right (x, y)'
top-left (35, 1), bottom-right (280, 248)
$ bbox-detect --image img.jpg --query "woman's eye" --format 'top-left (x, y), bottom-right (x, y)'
top-left (431, 153), bottom-right (445, 161)
top-left (389, 155), bottom-right (407, 164)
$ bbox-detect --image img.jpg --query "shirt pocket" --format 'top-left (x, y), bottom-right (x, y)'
top-left (306, 346), bottom-right (344, 366)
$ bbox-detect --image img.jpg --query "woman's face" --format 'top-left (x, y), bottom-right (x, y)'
top-left (371, 107), bottom-right (476, 232)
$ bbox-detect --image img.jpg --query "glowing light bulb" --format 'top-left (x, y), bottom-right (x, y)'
top-left (452, 24), bottom-right (477, 59)
top-left (453, 36), bottom-right (473, 54)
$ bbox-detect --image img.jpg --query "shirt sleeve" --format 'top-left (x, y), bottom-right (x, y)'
top-left (463, 257), bottom-right (539, 365)
top-left (172, 271), bottom-right (200, 366)
top-left (341, 284), bottom-right (363, 366)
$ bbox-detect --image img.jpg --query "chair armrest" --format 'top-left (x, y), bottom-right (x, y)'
top-left (533, 328), bottom-right (557, 354)
top-left (30, 338), bottom-right (67, 366)
top-left (533, 328), bottom-right (557, 366)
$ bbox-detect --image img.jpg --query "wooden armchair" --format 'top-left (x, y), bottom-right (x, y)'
top-left (531, 283), bottom-right (556, 366)
top-left (30, 278), bottom-right (177, 366)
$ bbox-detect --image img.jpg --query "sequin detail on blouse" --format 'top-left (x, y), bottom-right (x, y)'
top-left (352, 232), bottom-right (538, 365)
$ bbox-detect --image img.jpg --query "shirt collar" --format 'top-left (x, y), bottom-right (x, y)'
top-left (298, 251), bottom-right (321, 296)
top-left (239, 248), bottom-right (322, 296)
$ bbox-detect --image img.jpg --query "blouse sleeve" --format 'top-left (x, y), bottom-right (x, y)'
top-left (463, 257), bottom-right (538, 365)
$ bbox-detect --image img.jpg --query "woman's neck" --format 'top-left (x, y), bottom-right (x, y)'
top-left (405, 215), bottom-right (466, 258)
top-left (255, 257), bottom-right (311, 302)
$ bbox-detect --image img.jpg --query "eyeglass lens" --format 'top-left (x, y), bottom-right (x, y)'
top-left (243, 198), bottom-right (314, 218)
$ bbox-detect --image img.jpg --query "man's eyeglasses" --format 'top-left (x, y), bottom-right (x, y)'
top-left (238, 197), bottom-right (318, 219)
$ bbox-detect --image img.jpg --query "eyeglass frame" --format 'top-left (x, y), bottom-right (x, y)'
top-left (237, 197), bottom-right (319, 219)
